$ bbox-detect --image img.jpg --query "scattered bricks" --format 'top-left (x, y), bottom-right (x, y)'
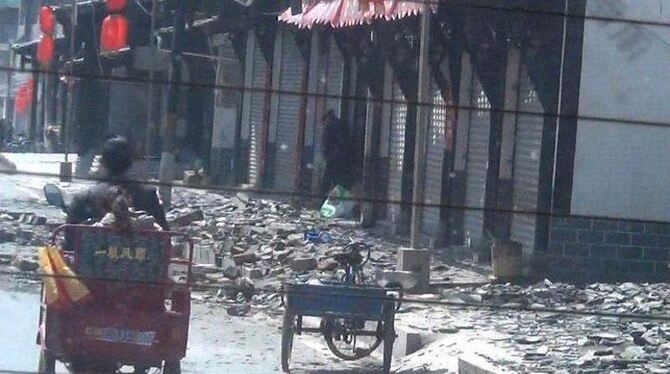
top-left (269, 267), bottom-right (285, 276)
top-left (618, 247), bottom-right (643, 261)
top-left (592, 219), bottom-right (620, 231)
top-left (19, 213), bottom-right (34, 224)
top-left (0, 229), bottom-right (16, 243)
top-left (0, 214), bottom-right (14, 221)
top-left (13, 257), bottom-right (40, 272)
top-left (550, 229), bottom-right (578, 244)
top-left (318, 258), bottom-right (339, 271)
top-left (458, 353), bottom-right (504, 374)
top-left (605, 233), bottom-right (631, 246)
top-left (170, 209), bottom-right (205, 227)
top-left (16, 229), bottom-right (34, 242)
top-left (245, 267), bottom-right (264, 279)
top-left (398, 248), bottom-right (431, 294)
top-left (393, 331), bottom-right (423, 358)
top-left (578, 231), bottom-right (604, 244)
top-left (644, 248), bottom-right (668, 262)
top-left (286, 233), bottom-right (305, 247)
top-left (619, 221), bottom-right (645, 233)
top-left (29, 215), bottom-right (48, 225)
top-left (276, 249), bottom-right (294, 263)
top-left (290, 256), bottom-right (318, 272)
top-left (631, 234), bottom-right (658, 247)
top-left (233, 252), bottom-right (258, 265)
top-left (227, 303), bottom-right (251, 317)
top-left (0, 253), bottom-right (12, 265)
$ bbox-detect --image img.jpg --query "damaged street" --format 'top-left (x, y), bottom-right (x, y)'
top-left (1, 154), bottom-right (670, 373)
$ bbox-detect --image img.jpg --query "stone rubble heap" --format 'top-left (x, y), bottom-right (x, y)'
top-left (166, 190), bottom-right (398, 310)
top-left (394, 280), bottom-right (670, 373)
top-left (0, 211), bottom-right (51, 271)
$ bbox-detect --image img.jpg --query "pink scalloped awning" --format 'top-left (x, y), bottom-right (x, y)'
top-left (279, 0), bottom-right (433, 29)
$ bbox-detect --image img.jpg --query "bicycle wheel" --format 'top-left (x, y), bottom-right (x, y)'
top-left (281, 309), bottom-right (295, 372)
top-left (321, 317), bottom-right (383, 360)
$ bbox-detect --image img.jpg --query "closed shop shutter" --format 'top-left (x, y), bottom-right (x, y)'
top-left (388, 80), bottom-right (408, 222)
top-left (313, 38), bottom-right (344, 173)
top-left (325, 39), bottom-right (345, 116)
top-left (273, 31), bottom-right (305, 193)
top-left (510, 66), bottom-right (543, 254)
top-left (463, 76), bottom-right (491, 249)
top-left (422, 82), bottom-right (447, 235)
top-left (248, 39), bottom-right (268, 186)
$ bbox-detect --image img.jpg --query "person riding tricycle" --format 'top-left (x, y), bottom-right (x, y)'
top-left (38, 137), bottom-right (193, 374)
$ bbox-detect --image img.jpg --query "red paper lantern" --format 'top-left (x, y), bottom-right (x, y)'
top-left (37, 34), bottom-right (55, 65)
top-left (14, 83), bottom-right (32, 114)
top-left (39, 6), bottom-right (56, 34)
top-left (100, 15), bottom-right (129, 52)
top-left (105, 0), bottom-right (127, 13)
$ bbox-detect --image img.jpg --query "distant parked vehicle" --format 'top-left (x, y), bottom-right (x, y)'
top-left (6, 134), bottom-right (35, 153)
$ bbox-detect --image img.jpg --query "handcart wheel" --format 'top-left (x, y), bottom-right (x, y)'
top-left (322, 317), bottom-right (383, 360)
top-left (162, 360), bottom-right (181, 374)
top-left (38, 349), bottom-right (56, 374)
top-left (382, 312), bottom-right (396, 374)
top-left (281, 309), bottom-right (296, 372)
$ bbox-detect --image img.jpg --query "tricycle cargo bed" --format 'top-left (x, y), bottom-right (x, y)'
top-left (284, 282), bottom-right (390, 319)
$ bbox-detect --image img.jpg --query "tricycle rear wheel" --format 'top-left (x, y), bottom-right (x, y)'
top-left (281, 309), bottom-right (295, 372)
top-left (38, 349), bottom-right (56, 374)
top-left (322, 318), bottom-right (383, 360)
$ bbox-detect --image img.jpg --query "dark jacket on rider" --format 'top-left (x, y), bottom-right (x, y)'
top-left (67, 179), bottom-right (170, 230)
top-left (66, 136), bottom-right (169, 230)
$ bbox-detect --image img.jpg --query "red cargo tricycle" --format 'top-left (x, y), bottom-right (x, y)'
top-left (36, 223), bottom-right (193, 374)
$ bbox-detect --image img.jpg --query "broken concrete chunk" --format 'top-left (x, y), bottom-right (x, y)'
top-left (290, 256), bottom-right (317, 272)
top-left (233, 252), bottom-right (258, 265)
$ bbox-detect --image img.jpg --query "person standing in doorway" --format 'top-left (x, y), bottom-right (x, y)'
top-left (320, 110), bottom-right (353, 196)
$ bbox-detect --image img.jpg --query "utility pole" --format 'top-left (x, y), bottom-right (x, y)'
top-left (143, 0), bottom-right (158, 175)
top-left (61, 0), bottom-right (77, 182)
top-left (409, 7), bottom-right (431, 248)
top-left (4, 49), bottom-right (13, 120)
top-left (159, 0), bottom-right (187, 208)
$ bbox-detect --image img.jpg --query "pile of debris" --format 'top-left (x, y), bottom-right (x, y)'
top-left (165, 189), bottom-right (399, 311)
top-left (457, 279), bottom-right (670, 315)
top-left (0, 211), bottom-right (52, 271)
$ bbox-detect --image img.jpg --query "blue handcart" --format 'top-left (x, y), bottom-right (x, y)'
top-left (281, 242), bottom-right (401, 373)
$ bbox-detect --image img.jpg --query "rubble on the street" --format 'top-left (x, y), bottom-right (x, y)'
top-left (392, 279), bottom-right (670, 373)
top-left (1, 187), bottom-right (669, 373)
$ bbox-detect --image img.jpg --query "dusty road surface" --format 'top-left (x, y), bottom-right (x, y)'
top-left (0, 153), bottom-right (386, 374)
top-left (0, 284), bottom-right (383, 374)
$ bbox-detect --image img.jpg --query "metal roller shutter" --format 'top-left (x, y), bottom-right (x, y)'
top-left (388, 81), bottom-right (408, 222)
top-left (248, 39), bottom-right (268, 186)
top-left (463, 76), bottom-right (491, 249)
top-left (325, 39), bottom-right (344, 116)
top-left (273, 31), bottom-right (305, 193)
top-left (314, 38), bottom-right (344, 169)
top-left (422, 82), bottom-right (447, 235)
top-left (510, 67), bottom-right (543, 255)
